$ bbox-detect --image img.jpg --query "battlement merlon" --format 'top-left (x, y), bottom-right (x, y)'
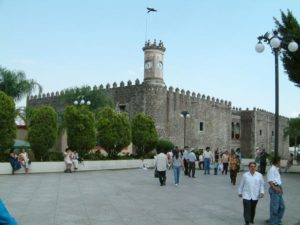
top-left (142, 39), bottom-right (166, 52)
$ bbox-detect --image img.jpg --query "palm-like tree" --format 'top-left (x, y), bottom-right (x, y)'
top-left (0, 66), bottom-right (42, 101)
top-left (274, 10), bottom-right (300, 87)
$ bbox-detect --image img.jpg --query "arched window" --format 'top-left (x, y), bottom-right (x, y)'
top-left (231, 122), bottom-right (235, 139)
top-left (235, 123), bottom-right (240, 139)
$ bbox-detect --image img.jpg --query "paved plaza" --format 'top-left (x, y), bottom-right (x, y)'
top-left (0, 169), bottom-right (299, 225)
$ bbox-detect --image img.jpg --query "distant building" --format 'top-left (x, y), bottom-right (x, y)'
top-left (27, 40), bottom-right (289, 158)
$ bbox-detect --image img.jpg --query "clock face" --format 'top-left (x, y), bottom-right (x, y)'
top-left (145, 62), bottom-right (152, 69)
top-left (157, 62), bottom-right (163, 69)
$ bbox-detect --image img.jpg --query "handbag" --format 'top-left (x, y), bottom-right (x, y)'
top-left (154, 168), bottom-right (159, 178)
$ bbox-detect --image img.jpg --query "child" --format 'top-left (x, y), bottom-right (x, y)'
top-left (214, 160), bottom-right (219, 175)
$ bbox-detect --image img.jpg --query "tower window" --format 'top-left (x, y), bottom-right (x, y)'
top-left (118, 104), bottom-right (126, 112)
top-left (259, 130), bottom-right (262, 135)
top-left (199, 122), bottom-right (204, 131)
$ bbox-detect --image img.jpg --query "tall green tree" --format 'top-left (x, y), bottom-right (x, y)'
top-left (96, 107), bottom-right (131, 158)
top-left (0, 66), bottom-right (42, 101)
top-left (274, 10), bottom-right (300, 87)
top-left (284, 117), bottom-right (300, 150)
top-left (64, 105), bottom-right (96, 156)
top-left (0, 91), bottom-right (16, 150)
top-left (131, 113), bottom-right (158, 157)
top-left (28, 105), bottom-right (58, 161)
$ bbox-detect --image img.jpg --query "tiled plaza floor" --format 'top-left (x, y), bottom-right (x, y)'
top-left (0, 169), bottom-right (299, 225)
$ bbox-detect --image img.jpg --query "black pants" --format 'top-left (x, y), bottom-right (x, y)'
top-left (230, 169), bottom-right (237, 185)
top-left (188, 162), bottom-right (195, 177)
top-left (243, 199), bottom-right (258, 224)
top-left (183, 159), bottom-right (189, 175)
top-left (158, 171), bottom-right (166, 186)
top-left (198, 161), bottom-right (203, 170)
top-left (222, 163), bottom-right (229, 175)
top-left (260, 163), bottom-right (266, 175)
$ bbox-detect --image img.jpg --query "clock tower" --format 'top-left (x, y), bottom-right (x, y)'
top-left (142, 39), bottom-right (166, 86)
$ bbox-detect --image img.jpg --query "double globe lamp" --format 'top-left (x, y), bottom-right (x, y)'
top-left (255, 31), bottom-right (298, 158)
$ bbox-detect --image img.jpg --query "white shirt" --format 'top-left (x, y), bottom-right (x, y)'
top-left (199, 155), bottom-right (204, 162)
top-left (203, 151), bottom-right (213, 159)
top-left (238, 171), bottom-right (264, 200)
top-left (188, 152), bottom-right (197, 162)
top-left (267, 165), bottom-right (282, 186)
top-left (155, 153), bottom-right (168, 171)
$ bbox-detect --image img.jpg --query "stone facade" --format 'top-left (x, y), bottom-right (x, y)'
top-left (27, 40), bottom-right (289, 158)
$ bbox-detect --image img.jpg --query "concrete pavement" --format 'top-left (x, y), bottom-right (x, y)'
top-left (0, 169), bottom-right (299, 225)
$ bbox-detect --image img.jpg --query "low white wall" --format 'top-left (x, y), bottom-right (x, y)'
top-left (1, 158), bottom-right (299, 175)
top-left (240, 159), bottom-right (300, 173)
top-left (0, 159), bottom-right (155, 175)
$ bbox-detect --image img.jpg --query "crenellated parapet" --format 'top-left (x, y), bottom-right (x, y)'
top-left (143, 39), bottom-right (166, 52)
top-left (28, 79), bottom-right (144, 101)
top-left (166, 85), bottom-right (232, 107)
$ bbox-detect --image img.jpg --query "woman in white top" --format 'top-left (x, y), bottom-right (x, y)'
top-left (64, 148), bottom-right (73, 173)
top-left (19, 149), bottom-right (30, 173)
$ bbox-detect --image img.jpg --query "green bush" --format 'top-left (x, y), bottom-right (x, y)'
top-left (0, 151), bottom-right (9, 162)
top-left (156, 139), bottom-right (175, 154)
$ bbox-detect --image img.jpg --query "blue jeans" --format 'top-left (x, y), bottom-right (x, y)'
top-left (0, 199), bottom-right (18, 225)
top-left (173, 166), bottom-right (181, 184)
top-left (269, 187), bottom-right (285, 225)
top-left (204, 158), bottom-right (211, 174)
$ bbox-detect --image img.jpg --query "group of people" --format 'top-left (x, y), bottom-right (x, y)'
top-left (154, 146), bottom-right (242, 186)
top-left (238, 157), bottom-right (285, 225)
top-left (63, 148), bottom-right (80, 173)
top-left (8, 149), bottom-right (30, 175)
top-left (154, 147), bottom-right (285, 225)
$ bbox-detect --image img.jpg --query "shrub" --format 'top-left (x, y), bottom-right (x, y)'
top-left (156, 139), bottom-right (175, 154)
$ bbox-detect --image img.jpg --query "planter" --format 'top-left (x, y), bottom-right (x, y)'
top-left (0, 159), bottom-right (155, 175)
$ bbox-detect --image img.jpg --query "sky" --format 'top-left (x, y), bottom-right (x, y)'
top-left (0, 0), bottom-right (299, 118)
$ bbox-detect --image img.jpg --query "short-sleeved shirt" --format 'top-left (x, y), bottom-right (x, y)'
top-left (188, 152), bottom-right (197, 162)
top-left (267, 165), bottom-right (282, 185)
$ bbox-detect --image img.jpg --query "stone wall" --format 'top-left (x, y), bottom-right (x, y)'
top-left (27, 80), bottom-right (289, 158)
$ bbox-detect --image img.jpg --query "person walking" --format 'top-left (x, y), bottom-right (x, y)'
top-left (154, 150), bottom-right (168, 186)
top-left (238, 162), bottom-right (264, 225)
top-left (171, 150), bottom-right (183, 186)
top-left (198, 153), bottom-right (204, 170)
top-left (221, 150), bottom-right (230, 175)
top-left (183, 146), bottom-right (189, 176)
top-left (188, 149), bottom-right (197, 178)
top-left (266, 157), bottom-right (285, 225)
top-left (284, 153), bottom-right (293, 173)
top-left (259, 149), bottom-right (267, 175)
top-left (229, 152), bottom-right (239, 185)
top-left (203, 147), bottom-right (213, 175)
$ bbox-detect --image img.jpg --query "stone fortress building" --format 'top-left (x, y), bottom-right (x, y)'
top-left (28, 40), bottom-right (289, 158)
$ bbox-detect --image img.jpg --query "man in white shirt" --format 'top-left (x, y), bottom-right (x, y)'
top-left (187, 149), bottom-right (197, 178)
top-left (266, 157), bottom-right (285, 225)
top-left (183, 146), bottom-right (190, 176)
top-left (203, 147), bottom-right (214, 175)
top-left (238, 162), bottom-right (264, 225)
top-left (154, 151), bottom-right (168, 186)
